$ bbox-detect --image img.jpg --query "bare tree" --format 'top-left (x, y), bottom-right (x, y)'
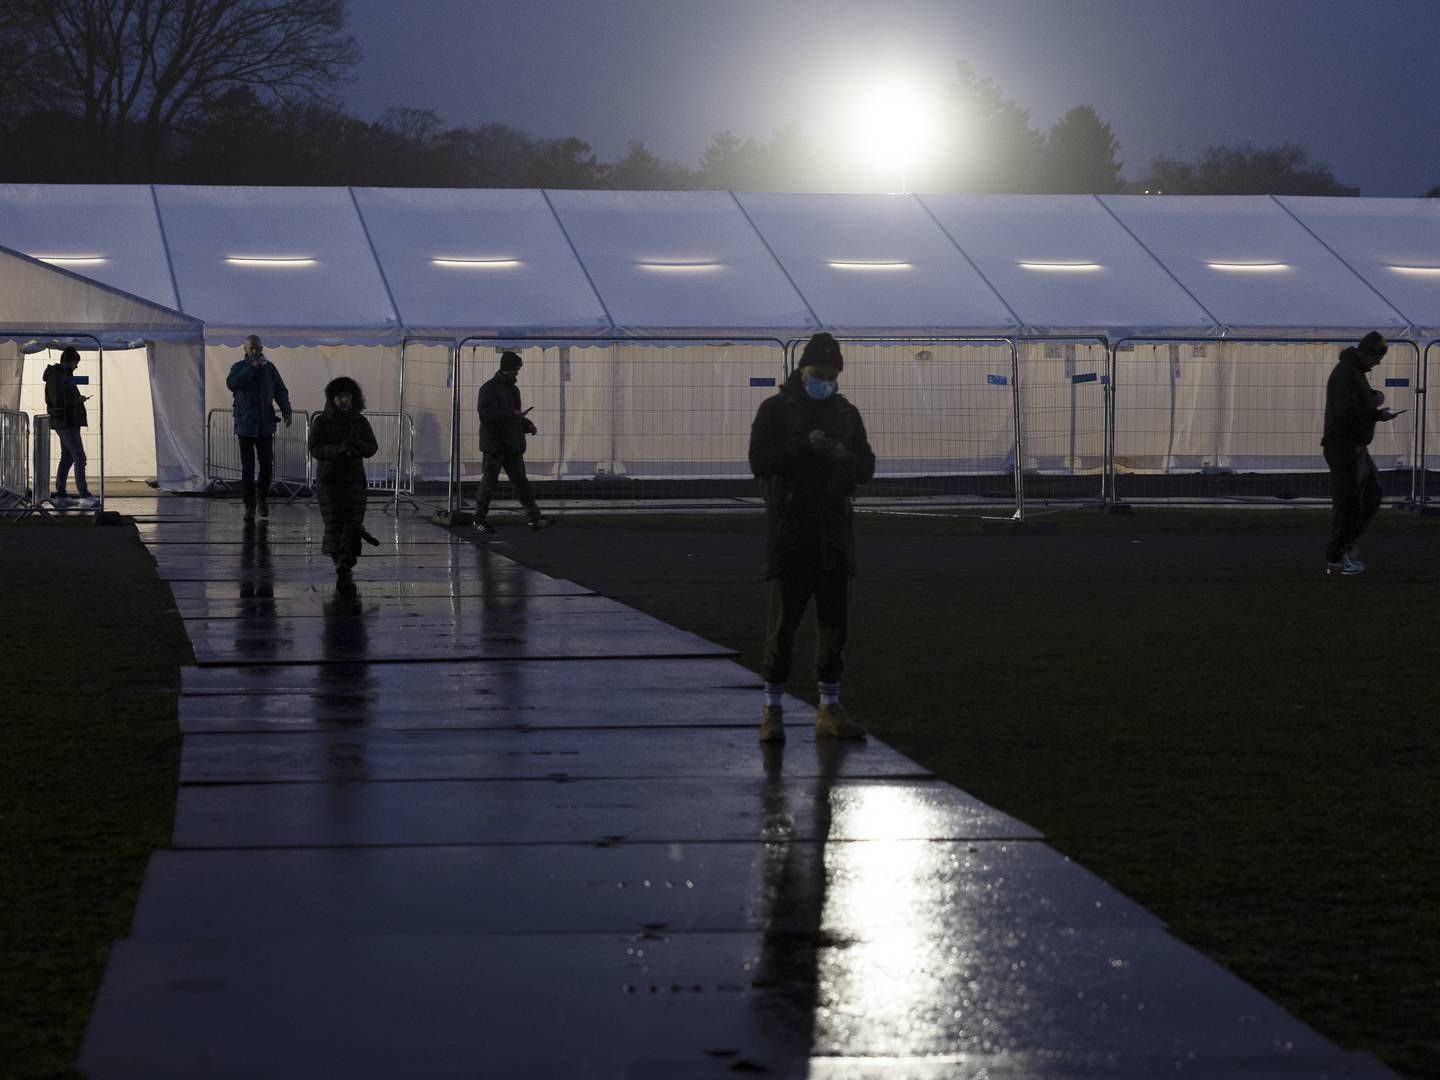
top-left (13, 0), bottom-right (358, 177)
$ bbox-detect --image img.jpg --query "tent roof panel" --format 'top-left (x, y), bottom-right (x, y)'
top-left (0, 183), bottom-right (179, 309)
top-left (1100, 195), bottom-right (1407, 335)
top-left (1277, 196), bottom-right (1440, 336)
top-left (920, 194), bottom-right (1217, 337)
top-left (545, 190), bottom-right (814, 335)
top-left (739, 192), bottom-right (1017, 334)
top-left (153, 185), bottom-right (399, 338)
top-left (351, 187), bottom-right (609, 336)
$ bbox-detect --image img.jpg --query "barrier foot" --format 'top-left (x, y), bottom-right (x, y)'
top-left (1395, 499), bottom-right (1440, 517)
top-left (1106, 501), bottom-right (1134, 515)
top-left (431, 509), bottom-right (474, 527)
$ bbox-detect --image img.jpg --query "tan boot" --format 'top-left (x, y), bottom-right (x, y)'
top-left (815, 702), bottom-right (866, 739)
top-left (759, 704), bottom-right (786, 743)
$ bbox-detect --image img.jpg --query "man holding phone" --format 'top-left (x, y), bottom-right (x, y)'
top-left (1322, 330), bottom-right (1403, 576)
top-left (472, 350), bottom-right (550, 534)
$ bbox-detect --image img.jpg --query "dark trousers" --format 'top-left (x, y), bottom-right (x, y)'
top-left (761, 567), bottom-right (852, 685)
top-left (1325, 443), bottom-right (1381, 563)
top-left (238, 435), bottom-right (274, 508)
top-left (473, 451), bottom-right (540, 521)
top-left (55, 427), bottom-right (88, 494)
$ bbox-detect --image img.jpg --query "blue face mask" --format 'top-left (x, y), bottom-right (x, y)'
top-left (803, 374), bottom-right (837, 401)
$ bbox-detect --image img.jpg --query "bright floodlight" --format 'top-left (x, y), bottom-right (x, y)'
top-left (848, 78), bottom-right (939, 193)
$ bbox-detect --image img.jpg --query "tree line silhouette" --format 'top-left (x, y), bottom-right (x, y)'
top-left (0, 0), bottom-right (1374, 196)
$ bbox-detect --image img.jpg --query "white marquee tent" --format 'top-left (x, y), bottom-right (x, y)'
top-left (1, 185), bottom-right (1437, 493)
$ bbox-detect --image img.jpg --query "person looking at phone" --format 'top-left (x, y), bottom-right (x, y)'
top-left (1322, 330), bottom-right (1402, 576)
top-left (44, 346), bottom-right (95, 505)
top-left (748, 331), bottom-right (876, 744)
top-left (472, 350), bottom-right (550, 535)
top-left (225, 334), bottom-right (292, 523)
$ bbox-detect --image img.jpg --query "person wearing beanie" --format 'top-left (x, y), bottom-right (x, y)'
top-left (472, 350), bottom-right (550, 534)
top-left (225, 334), bottom-right (293, 522)
top-left (43, 346), bottom-right (95, 504)
top-left (308, 376), bottom-right (379, 580)
top-left (1322, 330), bottom-right (1402, 576)
top-left (748, 331), bottom-right (876, 743)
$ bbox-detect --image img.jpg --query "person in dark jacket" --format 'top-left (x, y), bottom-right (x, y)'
top-left (472, 350), bottom-right (550, 535)
top-left (749, 332), bottom-right (876, 743)
top-left (1322, 330), bottom-right (1403, 576)
top-left (43, 346), bottom-right (94, 502)
top-left (309, 376), bottom-right (379, 580)
top-left (225, 335), bottom-right (292, 522)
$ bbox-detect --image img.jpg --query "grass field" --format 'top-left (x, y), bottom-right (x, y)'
top-left (0, 521), bottom-right (192, 1079)
top-left (480, 504), bottom-right (1440, 1079)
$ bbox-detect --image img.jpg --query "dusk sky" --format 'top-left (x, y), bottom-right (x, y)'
top-left (344, 0), bottom-right (1440, 196)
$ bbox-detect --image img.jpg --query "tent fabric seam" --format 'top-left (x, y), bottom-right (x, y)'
top-left (1269, 194), bottom-right (1417, 337)
top-left (348, 186), bottom-right (406, 331)
top-left (729, 191), bottom-right (822, 330)
top-left (540, 188), bottom-right (616, 331)
top-left (1093, 194), bottom-right (1224, 336)
top-left (149, 184), bottom-right (185, 313)
top-left (913, 193), bottom-right (1025, 331)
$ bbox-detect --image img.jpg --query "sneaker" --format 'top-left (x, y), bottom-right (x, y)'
top-left (759, 705), bottom-right (786, 743)
top-left (243, 506), bottom-right (255, 523)
top-left (1326, 555), bottom-right (1363, 576)
top-left (529, 516), bottom-right (552, 532)
top-left (816, 702), bottom-right (866, 739)
top-left (257, 500), bottom-right (270, 519)
top-left (473, 520), bottom-right (496, 536)
top-left (1343, 546), bottom-right (1365, 572)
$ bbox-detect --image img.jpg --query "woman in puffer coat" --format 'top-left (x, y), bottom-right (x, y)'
top-left (308, 376), bottom-right (379, 578)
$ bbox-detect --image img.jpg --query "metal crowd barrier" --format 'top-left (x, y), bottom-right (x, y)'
top-left (361, 410), bottom-right (417, 497)
top-left (205, 409), bottom-right (313, 499)
top-left (0, 408), bottom-right (31, 516)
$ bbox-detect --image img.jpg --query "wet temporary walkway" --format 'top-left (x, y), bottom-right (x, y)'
top-left (79, 497), bottom-right (1391, 1078)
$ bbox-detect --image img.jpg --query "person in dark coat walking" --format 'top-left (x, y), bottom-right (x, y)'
top-left (1322, 330), bottom-right (1403, 576)
top-left (749, 332), bottom-right (876, 743)
top-left (472, 350), bottom-right (550, 535)
top-left (225, 335), bottom-right (292, 522)
top-left (43, 346), bottom-right (95, 503)
top-left (309, 376), bottom-right (379, 579)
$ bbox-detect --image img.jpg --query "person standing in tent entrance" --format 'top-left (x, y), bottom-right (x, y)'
top-left (749, 331), bottom-right (876, 744)
top-left (44, 346), bottom-right (95, 505)
top-left (1323, 330), bottom-right (1404, 576)
top-left (309, 377), bottom-right (379, 580)
top-left (226, 334), bottom-right (292, 523)
top-left (472, 350), bottom-right (551, 535)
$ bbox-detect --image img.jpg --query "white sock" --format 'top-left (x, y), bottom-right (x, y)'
top-left (764, 682), bottom-right (784, 708)
top-left (818, 681), bottom-right (840, 705)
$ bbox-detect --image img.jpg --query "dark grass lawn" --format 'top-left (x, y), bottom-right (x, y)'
top-left (480, 505), bottom-right (1440, 1079)
top-left (0, 521), bottom-right (193, 1079)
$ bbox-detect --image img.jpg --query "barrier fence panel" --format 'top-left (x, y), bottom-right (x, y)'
top-left (0, 408), bottom-right (30, 514)
top-left (825, 339), bottom-right (1020, 509)
top-left (1112, 340), bottom-right (1421, 503)
top-left (205, 409), bottom-right (313, 498)
top-left (361, 411), bottom-right (416, 494)
top-left (453, 340), bottom-right (787, 505)
top-left (1017, 340), bottom-right (1108, 504)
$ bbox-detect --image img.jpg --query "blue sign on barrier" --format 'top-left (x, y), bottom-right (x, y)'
top-left (1071, 372), bottom-right (1098, 384)
top-left (1100, 375), bottom-right (1110, 385)
top-left (987, 374), bottom-right (1008, 385)
top-left (1384, 378), bottom-right (1409, 387)
top-left (749, 377), bottom-right (776, 387)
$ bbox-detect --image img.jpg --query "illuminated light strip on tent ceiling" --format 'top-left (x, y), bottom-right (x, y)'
top-left (635, 260), bottom-right (725, 272)
top-left (1018, 261), bottom-right (1102, 272)
top-left (827, 260), bottom-right (911, 270)
top-left (1388, 265), bottom-right (1440, 277)
top-left (33, 255), bottom-right (108, 266)
top-left (431, 258), bottom-right (522, 268)
top-left (1206, 262), bottom-right (1290, 272)
top-left (225, 256), bottom-right (318, 267)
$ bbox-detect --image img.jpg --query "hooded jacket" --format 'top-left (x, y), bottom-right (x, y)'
top-left (1322, 347), bottom-right (1383, 448)
top-left (749, 369), bottom-right (876, 578)
top-left (309, 377), bottom-right (379, 555)
top-left (476, 370), bottom-right (529, 455)
top-left (226, 353), bottom-right (293, 438)
top-left (43, 363), bottom-right (87, 430)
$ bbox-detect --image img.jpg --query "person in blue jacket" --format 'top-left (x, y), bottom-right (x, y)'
top-left (225, 335), bottom-right (292, 522)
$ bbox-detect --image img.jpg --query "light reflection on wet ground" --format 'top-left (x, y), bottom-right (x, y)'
top-left (78, 498), bottom-right (1393, 1078)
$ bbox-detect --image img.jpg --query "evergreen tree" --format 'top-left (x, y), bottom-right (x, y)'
top-left (1043, 106), bottom-right (1123, 193)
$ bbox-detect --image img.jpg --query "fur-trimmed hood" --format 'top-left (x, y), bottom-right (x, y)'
top-left (323, 376), bottom-right (366, 413)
